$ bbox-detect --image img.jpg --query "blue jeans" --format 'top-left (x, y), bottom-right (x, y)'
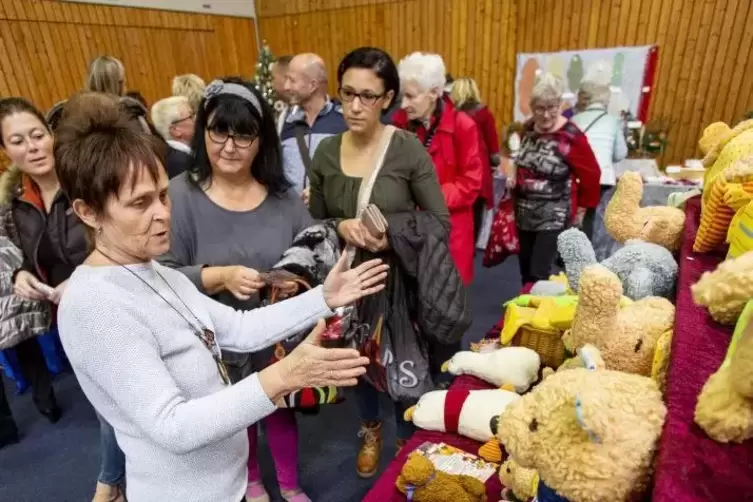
top-left (354, 380), bottom-right (416, 440)
top-left (97, 414), bottom-right (126, 486)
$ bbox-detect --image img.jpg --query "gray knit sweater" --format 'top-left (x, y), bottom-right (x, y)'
top-left (57, 261), bottom-right (332, 502)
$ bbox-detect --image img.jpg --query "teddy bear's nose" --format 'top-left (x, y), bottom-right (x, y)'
top-left (489, 415), bottom-right (500, 435)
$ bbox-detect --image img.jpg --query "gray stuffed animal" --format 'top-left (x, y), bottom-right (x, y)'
top-left (557, 228), bottom-right (678, 300)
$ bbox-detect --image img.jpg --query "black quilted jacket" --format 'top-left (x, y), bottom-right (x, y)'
top-left (386, 211), bottom-right (472, 346)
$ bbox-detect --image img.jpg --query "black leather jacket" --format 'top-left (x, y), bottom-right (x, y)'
top-left (0, 166), bottom-right (87, 286)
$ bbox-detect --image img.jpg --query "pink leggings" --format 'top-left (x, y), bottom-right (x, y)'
top-left (247, 408), bottom-right (299, 491)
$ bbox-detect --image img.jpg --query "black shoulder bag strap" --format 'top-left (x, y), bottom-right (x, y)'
top-left (293, 122), bottom-right (313, 178)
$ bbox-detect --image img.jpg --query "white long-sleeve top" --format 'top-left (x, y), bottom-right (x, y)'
top-left (57, 261), bottom-right (332, 502)
top-left (571, 104), bottom-right (629, 186)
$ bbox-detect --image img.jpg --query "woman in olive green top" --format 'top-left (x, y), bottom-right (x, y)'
top-left (309, 47), bottom-right (449, 479)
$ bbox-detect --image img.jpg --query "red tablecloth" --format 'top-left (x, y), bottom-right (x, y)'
top-left (652, 196), bottom-right (753, 502)
top-left (362, 374), bottom-right (502, 502)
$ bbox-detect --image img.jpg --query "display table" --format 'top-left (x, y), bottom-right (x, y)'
top-left (362, 373), bottom-right (501, 501)
top-left (652, 196), bottom-right (753, 502)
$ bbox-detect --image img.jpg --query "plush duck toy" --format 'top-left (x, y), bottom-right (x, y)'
top-left (404, 388), bottom-right (520, 462)
top-left (441, 347), bottom-right (541, 393)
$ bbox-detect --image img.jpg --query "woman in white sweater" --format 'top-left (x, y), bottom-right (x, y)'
top-left (53, 92), bottom-right (388, 502)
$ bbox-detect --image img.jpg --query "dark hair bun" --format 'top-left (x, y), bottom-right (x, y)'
top-left (56, 92), bottom-right (127, 142)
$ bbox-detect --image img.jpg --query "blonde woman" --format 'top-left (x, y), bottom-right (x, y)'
top-left (509, 73), bottom-right (601, 284)
top-left (85, 56), bottom-right (126, 96)
top-left (172, 74), bottom-right (206, 113)
top-left (450, 77), bottom-right (500, 239)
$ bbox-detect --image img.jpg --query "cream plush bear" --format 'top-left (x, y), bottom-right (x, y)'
top-left (441, 347), bottom-right (541, 393)
top-left (497, 369), bottom-right (666, 502)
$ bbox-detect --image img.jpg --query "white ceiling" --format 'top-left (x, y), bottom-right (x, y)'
top-left (59, 0), bottom-right (256, 18)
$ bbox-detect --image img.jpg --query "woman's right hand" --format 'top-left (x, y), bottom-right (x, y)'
top-left (223, 266), bottom-right (265, 301)
top-left (259, 320), bottom-right (369, 402)
top-left (337, 219), bottom-right (368, 248)
top-left (505, 173), bottom-right (517, 189)
top-left (13, 270), bottom-right (49, 301)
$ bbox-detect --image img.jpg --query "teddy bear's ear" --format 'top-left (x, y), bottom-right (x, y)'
top-left (574, 391), bottom-right (608, 443)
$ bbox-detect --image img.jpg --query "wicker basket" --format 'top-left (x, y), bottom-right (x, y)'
top-left (510, 325), bottom-right (566, 369)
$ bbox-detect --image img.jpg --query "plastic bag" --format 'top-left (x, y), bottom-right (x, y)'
top-left (348, 273), bottom-right (434, 402)
top-left (483, 192), bottom-right (520, 267)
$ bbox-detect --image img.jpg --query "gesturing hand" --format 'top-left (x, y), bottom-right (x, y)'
top-left (322, 253), bottom-right (388, 309)
top-left (224, 266), bottom-right (265, 301)
top-left (284, 319), bottom-right (369, 388)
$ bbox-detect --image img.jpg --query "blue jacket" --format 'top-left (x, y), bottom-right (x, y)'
top-left (280, 99), bottom-right (347, 193)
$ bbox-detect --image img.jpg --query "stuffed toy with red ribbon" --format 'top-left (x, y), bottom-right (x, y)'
top-left (403, 388), bottom-right (520, 462)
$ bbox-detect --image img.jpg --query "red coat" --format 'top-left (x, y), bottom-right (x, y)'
top-left (393, 98), bottom-right (483, 284)
top-left (463, 106), bottom-right (500, 208)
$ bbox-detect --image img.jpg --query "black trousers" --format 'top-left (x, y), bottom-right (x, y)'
top-left (7, 338), bottom-right (57, 415)
top-left (473, 197), bottom-right (487, 244)
top-left (581, 185), bottom-right (611, 241)
top-left (518, 229), bottom-right (561, 285)
top-left (0, 374), bottom-right (18, 442)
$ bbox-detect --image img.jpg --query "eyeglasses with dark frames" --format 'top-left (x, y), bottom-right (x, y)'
top-left (207, 129), bottom-right (256, 149)
top-left (171, 113), bottom-right (195, 126)
top-left (338, 88), bottom-right (385, 107)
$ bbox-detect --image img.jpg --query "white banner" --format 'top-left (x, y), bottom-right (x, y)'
top-left (514, 45), bottom-right (653, 122)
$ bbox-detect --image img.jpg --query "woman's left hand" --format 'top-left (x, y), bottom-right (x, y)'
top-left (574, 206), bottom-right (587, 226)
top-left (362, 232), bottom-right (389, 253)
top-left (322, 254), bottom-right (389, 309)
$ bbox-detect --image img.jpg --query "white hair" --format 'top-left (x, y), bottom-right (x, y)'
top-left (150, 96), bottom-right (190, 140)
top-left (397, 52), bottom-right (446, 91)
top-left (580, 60), bottom-right (613, 106)
top-left (531, 72), bottom-right (565, 103)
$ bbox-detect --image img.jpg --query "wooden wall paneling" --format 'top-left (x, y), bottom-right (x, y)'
top-left (673, 0), bottom-right (722, 162)
top-left (698, 0), bottom-right (740, 130)
top-left (488, 0), bottom-right (503, 122)
top-left (724, 1), bottom-right (753, 121)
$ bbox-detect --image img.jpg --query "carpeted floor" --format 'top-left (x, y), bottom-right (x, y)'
top-left (0, 255), bottom-right (520, 502)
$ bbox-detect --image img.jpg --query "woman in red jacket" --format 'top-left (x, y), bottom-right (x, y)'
top-left (392, 53), bottom-right (483, 285)
top-left (449, 77), bottom-right (501, 241)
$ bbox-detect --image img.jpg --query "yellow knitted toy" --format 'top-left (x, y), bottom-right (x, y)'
top-left (694, 157), bottom-right (753, 253)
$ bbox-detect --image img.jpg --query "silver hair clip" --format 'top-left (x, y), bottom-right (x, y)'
top-left (204, 80), bottom-right (263, 117)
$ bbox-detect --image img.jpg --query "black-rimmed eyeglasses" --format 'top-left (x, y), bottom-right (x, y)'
top-left (338, 88), bottom-right (385, 107)
top-left (171, 113), bottom-right (195, 126)
top-left (207, 129), bottom-right (256, 149)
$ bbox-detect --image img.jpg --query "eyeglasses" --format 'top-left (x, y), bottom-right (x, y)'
top-left (171, 113), bottom-right (195, 126)
top-left (207, 129), bottom-right (256, 149)
top-left (532, 103), bottom-right (561, 116)
top-left (338, 88), bottom-right (385, 107)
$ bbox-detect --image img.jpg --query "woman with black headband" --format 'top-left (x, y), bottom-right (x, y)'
top-left (160, 77), bottom-right (320, 502)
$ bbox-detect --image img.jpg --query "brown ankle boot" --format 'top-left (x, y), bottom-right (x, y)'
top-left (92, 482), bottom-right (125, 502)
top-left (356, 421), bottom-right (382, 478)
top-left (395, 438), bottom-right (407, 456)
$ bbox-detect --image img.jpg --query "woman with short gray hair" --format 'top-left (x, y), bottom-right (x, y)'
top-left (392, 52), bottom-right (484, 285)
top-left (507, 72), bottom-right (601, 284)
top-left (571, 63), bottom-right (628, 238)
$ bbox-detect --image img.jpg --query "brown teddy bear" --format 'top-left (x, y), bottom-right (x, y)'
top-left (496, 368), bottom-right (667, 502)
top-left (604, 171), bottom-right (686, 251)
top-left (498, 458), bottom-right (538, 502)
top-left (396, 452), bottom-right (487, 502)
top-left (568, 264), bottom-right (674, 376)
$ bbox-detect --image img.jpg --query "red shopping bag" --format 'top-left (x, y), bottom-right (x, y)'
top-left (483, 192), bottom-right (520, 267)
